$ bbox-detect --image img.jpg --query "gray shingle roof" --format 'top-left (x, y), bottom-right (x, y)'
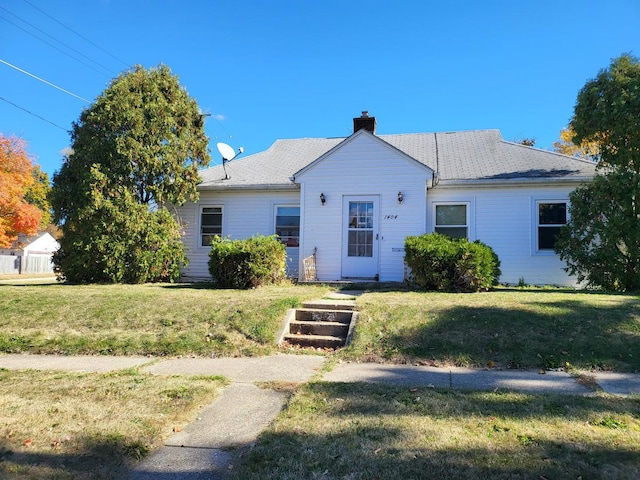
top-left (198, 129), bottom-right (595, 190)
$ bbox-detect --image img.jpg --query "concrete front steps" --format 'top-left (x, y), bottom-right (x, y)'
top-left (278, 299), bottom-right (358, 350)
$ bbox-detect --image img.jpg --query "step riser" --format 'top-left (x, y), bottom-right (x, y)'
top-left (278, 304), bottom-right (358, 350)
top-left (289, 322), bottom-right (348, 337)
top-left (284, 335), bottom-right (344, 349)
top-left (295, 310), bottom-right (352, 323)
top-left (303, 302), bottom-right (355, 311)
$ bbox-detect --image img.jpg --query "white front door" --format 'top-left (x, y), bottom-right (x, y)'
top-left (341, 196), bottom-right (379, 279)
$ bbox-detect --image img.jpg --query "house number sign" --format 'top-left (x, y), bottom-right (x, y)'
top-left (384, 215), bottom-right (398, 220)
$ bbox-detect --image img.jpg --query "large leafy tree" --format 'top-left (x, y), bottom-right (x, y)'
top-left (51, 64), bottom-right (211, 283)
top-left (0, 134), bottom-right (42, 248)
top-left (25, 164), bottom-right (52, 229)
top-left (552, 126), bottom-right (600, 160)
top-left (555, 54), bottom-right (640, 290)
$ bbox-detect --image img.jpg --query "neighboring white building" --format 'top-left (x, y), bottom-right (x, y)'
top-left (0, 232), bottom-right (60, 275)
top-left (174, 113), bottom-right (596, 286)
top-left (0, 232), bottom-right (59, 257)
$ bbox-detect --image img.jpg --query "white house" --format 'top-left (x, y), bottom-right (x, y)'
top-left (174, 113), bottom-right (596, 286)
top-left (0, 232), bottom-right (60, 275)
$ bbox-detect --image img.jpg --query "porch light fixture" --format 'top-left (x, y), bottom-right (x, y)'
top-left (397, 191), bottom-right (404, 204)
top-left (320, 193), bottom-right (326, 205)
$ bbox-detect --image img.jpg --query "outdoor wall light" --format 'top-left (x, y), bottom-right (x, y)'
top-left (398, 191), bottom-right (404, 204)
top-left (320, 193), bottom-right (326, 205)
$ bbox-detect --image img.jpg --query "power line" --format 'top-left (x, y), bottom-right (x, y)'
top-left (0, 58), bottom-right (91, 103)
top-left (22, 0), bottom-right (129, 69)
top-left (0, 12), bottom-right (115, 78)
top-left (0, 7), bottom-right (117, 75)
top-left (0, 95), bottom-right (69, 132)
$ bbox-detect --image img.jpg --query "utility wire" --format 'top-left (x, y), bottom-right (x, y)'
top-left (22, 0), bottom-right (129, 68)
top-left (0, 58), bottom-right (91, 103)
top-left (0, 12), bottom-right (115, 77)
top-left (0, 95), bottom-right (69, 131)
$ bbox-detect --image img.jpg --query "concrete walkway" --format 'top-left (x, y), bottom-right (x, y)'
top-left (130, 353), bottom-right (327, 480)
top-left (1, 352), bottom-right (639, 479)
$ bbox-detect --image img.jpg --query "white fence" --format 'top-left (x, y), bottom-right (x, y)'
top-left (0, 254), bottom-right (55, 275)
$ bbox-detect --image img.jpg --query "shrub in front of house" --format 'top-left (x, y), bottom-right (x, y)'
top-left (404, 233), bottom-right (501, 292)
top-left (208, 235), bottom-right (287, 289)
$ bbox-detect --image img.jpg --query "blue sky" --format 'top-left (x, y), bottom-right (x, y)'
top-left (1, 0), bottom-right (638, 178)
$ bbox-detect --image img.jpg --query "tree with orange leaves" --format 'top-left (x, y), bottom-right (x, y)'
top-left (0, 134), bottom-right (42, 248)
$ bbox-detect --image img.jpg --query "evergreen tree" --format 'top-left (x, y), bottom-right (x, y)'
top-left (51, 65), bottom-right (210, 283)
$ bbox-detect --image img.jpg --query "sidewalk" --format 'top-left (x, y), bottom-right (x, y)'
top-left (2, 352), bottom-right (638, 396)
top-left (323, 361), bottom-right (640, 396)
top-left (1, 353), bottom-right (638, 479)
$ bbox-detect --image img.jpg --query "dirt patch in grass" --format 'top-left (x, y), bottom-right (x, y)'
top-left (0, 368), bottom-right (227, 479)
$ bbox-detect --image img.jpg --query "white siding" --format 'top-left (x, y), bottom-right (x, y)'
top-left (428, 184), bottom-right (578, 286)
top-left (174, 190), bottom-right (300, 280)
top-left (22, 233), bottom-right (59, 255)
top-left (180, 133), bottom-right (582, 286)
top-left (296, 134), bottom-right (430, 281)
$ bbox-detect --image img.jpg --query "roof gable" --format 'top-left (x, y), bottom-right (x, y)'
top-left (5, 232), bottom-right (59, 251)
top-left (293, 129), bottom-right (434, 180)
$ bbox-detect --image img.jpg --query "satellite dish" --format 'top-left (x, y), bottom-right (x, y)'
top-left (217, 142), bottom-right (237, 161)
top-left (216, 142), bottom-right (244, 179)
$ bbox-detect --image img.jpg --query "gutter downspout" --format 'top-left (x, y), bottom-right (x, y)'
top-left (433, 132), bottom-right (440, 187)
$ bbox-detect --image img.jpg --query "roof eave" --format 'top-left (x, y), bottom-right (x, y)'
top-left (198, 182), bottom-right (298, 191)
top-left (435, 176), bottom-right (594, 188)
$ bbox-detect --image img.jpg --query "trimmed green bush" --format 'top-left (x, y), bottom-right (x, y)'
top-left (404, 233), bottom-right (501, 292)
top-left (208, 235), bottom-right (287, 289)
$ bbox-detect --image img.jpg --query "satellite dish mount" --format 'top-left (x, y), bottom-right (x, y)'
top-left (216, 142), bottom-right (244, 179)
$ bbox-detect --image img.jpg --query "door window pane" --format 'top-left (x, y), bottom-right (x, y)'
top-left (347, 202), bottom-right (374, 257)
top-left (349, 202), bottom-right (373, 229)
top-left (348, 230), bottom-right (373, 257)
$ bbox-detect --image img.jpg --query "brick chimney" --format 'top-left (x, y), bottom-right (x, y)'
top-left (353, 111), bottom-right (376, 134)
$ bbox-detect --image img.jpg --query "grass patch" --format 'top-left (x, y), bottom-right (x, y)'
top-left (341, 289), bottom-right (640, 371)
top-left (1, 284), bottom-right (639, 371)
top-left (0, 368), bottom-right (227, 479)
top-left (0, 283), bottom-right (329, 357)
top-left (235, 382), bottom-right (640, 480)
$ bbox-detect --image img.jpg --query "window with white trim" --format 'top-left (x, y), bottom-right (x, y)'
top-left (200, 206), bottom-right (222, 247)
top-left (275, 206), bottom-right (300, 247)
top-left (537, 201), bottom-right (566, 251)
top-left (435, 203), bottom-right (468, 239)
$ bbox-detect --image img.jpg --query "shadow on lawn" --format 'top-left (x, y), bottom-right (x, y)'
top-left (159, 281), bottom-right (217, 290)
top-left (241, 432), bottom-right (639, 480)
top-left (0, 435), bottom-right (141, 479)
top-left (236, 383), bottom-right (640, 480)
top-left (359, 293), bottom-right (640, 371)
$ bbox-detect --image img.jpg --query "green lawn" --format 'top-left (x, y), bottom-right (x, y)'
top-left (0, 282), bottom-right (330, 357)
top-left (341, 288), bottom-right (640, 372)
top-left (0, 369), bottom-right (227, 479)
top-left (1, 283), bottom-right (639, 371)
top-left (1, 282), bottom-right (639, 479)
top-left (234, 382), bottom-right (640, 480)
